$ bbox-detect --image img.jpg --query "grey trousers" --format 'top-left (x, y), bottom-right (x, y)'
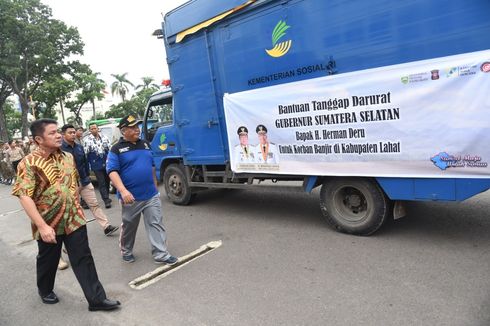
top-left (120, 194), bottom-right (171, 260)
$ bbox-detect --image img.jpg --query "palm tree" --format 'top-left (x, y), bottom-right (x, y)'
top-left (110, 73), bottom-right (134, 101)
top-left (135, 77), bottom-right (159, 91)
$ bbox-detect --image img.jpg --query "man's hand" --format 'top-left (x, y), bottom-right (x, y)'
top-left (39, 225), bottom-right (57, 244)
top-left (120, 189), bottom-right (135, 204)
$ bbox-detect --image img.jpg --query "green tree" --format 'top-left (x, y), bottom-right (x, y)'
top-left (0, 0), bottom-right (84, 137)
top-left (110, 73), bottom-right (134, 101)
top-left (31, 75), bottom-right (74, 121)
top-left (3, 99), bottom-right (22, 139)
top-left (65, 65), bottom-right (106, 126)
top-left (0, 80), bottom-right (12, 142)
top-left (105, 86), bottom-right (155, 119)
top-left (89, 112), bottom-right (105, 121)
top-left (135, 77), bottom-right (159, 91)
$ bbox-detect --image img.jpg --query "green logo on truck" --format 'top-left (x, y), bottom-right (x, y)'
top-left (266, 20), bottom-right (292, 58)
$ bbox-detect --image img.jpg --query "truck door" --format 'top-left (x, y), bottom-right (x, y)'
top-left (143, 95), bottom-right (180, 180)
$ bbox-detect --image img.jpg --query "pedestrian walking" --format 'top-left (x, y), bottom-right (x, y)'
top-left (12, 118), bottom-right (121, 311)
top-left (26, 136), bottom-right (38, 154)
top-left (75, 126), bottom-right (84, 146)
top-left (107, 114), bottom-right (177, 265)
top-left (0, 142), bottom-right (7, 184)
top-left (7, 140), bottom-right (25, 173)
top-left (61, 124), bottom-right (119, 236)
top-left (1, 143), bottom-right (16, 185)
top-left (84, 123), bottom-right (112, 208)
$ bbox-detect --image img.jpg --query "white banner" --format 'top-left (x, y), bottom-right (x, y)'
top-left (223, 50), bottom-right (490, 178)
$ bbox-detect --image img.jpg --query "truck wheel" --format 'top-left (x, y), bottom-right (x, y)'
top-left (320, 178), bottom-right (389, 236)
top-left (163, 164), bottom-right (194, 205)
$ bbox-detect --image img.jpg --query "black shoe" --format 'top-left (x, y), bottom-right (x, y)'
top-left (88, 299), bottom-right (121, 311)
top-left (154, 255), bottom-right (178, 265)
top-left (104, 203), bottom-right (111, 209)
top-left (104, 225), bottom-right (119, 236)
top-left (39, 291), bottom-right (59, 304)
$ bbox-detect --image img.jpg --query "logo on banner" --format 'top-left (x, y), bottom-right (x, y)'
top-left (431, 69), bottom-right (439, 80)
top-left (431, 152), bottom-right (488, 170)
top-left (481, 62), bottom-right (490, 72)
top-left (266, 20), bottom-right (292, 58)
top-left (446, 67), bottom-right (458, 78)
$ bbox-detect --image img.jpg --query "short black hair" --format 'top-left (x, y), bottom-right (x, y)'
top-left (76, 126), bottom-right (84, 131)
top-left (30, 119), bottom-right (58, 143)
top-left (61, 124), bottom-right (75, 133)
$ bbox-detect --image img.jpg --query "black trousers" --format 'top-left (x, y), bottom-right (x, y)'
top-left (93, 169), bottom-right (110, 203)
top-left (36, 226), bottom-right (106, 305)
top-left (12, 159), bottom-right (21, 173)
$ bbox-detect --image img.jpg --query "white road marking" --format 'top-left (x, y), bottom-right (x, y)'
top-left (129, 240), bottom-right (222, 290)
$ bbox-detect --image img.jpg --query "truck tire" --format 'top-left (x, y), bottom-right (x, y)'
top-left (320, 178), bottom-right (390, 236)
top-left (163, 164), bottom-right (194, 205)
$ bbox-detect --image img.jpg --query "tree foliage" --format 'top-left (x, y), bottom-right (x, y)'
top-left (110, 73), bottom-right (134, 102)
top-left (135, 77), bottom-right (159, 91)
top-left (0, 80), bottom-right (12, 142)
top-left (3, 99), bottom-right (22, 139)
top-left (105, 87), bottom-right (156, 119)
top-left (64, 65), bottom-right (106, 126)
top-left (0, 0), bottom-right (84, 136)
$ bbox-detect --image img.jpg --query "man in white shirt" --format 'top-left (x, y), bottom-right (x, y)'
top-left (233, 126), bottom-right (255, 164)
top-left (254, 124), bottom-right (279, 164)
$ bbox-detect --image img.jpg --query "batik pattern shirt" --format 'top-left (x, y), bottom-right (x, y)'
top-left (83, 133), bottom-right (111, 171)
top-left (12, 148), bottom-right (86, 240)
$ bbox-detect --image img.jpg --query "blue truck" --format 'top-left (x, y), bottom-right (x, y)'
top-left (143, 0), bottom-right (490, 235)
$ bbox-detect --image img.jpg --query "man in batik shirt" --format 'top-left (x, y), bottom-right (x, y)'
top-left (12, 118), bottom-right (120, 311)
top-left (84, 123), bottom-right (112, 208)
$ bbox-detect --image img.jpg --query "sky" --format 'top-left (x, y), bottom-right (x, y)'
top-left (42, 0), bottom-right (188, 89)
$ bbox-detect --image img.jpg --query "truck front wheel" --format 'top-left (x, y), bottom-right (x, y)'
top-left (320, 178), bottom-right (390, 236)
top-left (163, 164), bottom-right (194, 205)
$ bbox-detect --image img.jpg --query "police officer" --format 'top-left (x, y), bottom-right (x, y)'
top-left (254, 125), bottom-right (279, 164)
top-left (0, 143), bottom-right (15, 185)
top-left (233, 126), bottom-right (255, 164)
top-left (0, 142), bottom-right (6, 184)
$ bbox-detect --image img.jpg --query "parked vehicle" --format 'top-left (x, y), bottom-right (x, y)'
top-left (143, 0), bottom-right (490, 235)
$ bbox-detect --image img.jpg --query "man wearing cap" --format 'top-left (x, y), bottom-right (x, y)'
top-left (106, 114), bottom-right (177, 265)
top-left (254, 124), bottom-right (280, 164)
top-left (233, 126), bottom-right (255, 164)
top-left (84, 123), bottom-right (112, 208)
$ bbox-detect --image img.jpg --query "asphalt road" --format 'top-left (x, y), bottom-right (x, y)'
top-left (0, 183), bottom-right (489, 326)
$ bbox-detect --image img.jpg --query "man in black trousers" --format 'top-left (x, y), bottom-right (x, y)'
top-left (12, 119), bottom-right (120, 311)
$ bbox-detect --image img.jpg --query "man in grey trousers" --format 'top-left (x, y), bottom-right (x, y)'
top-left (106, 114), bottom-right (178, 265)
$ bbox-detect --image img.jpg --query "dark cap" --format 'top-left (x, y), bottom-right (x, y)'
top-left (237, 126), bottom-right (248, 135)
top-left (118, 114), bottom-right (142, 129)
top-left (256, 124), bottom-right (268, 134)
